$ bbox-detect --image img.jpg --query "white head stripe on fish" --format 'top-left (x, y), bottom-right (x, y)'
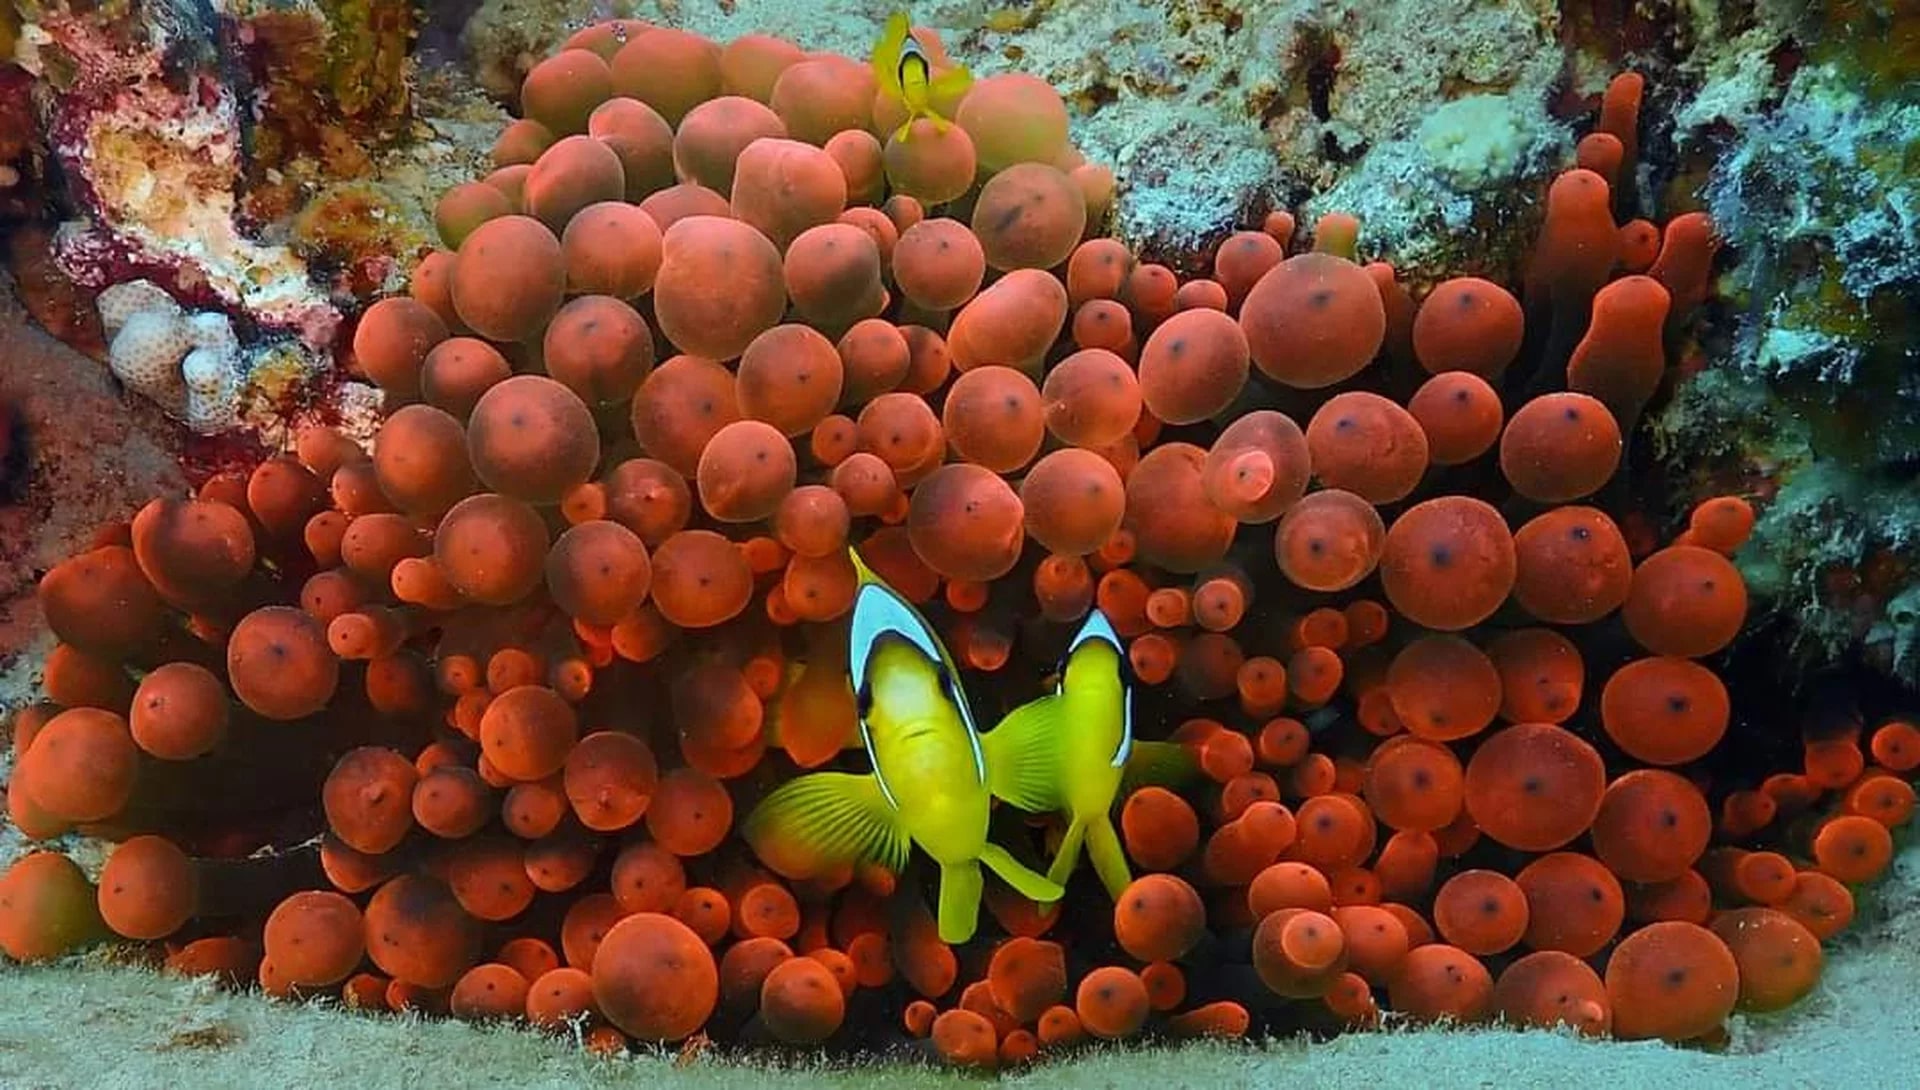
top-left (848, 582), bottom-right (945, 693)
top-left (846, 579), bottom-right (987, 785)
top-left (897, 31), bottom-right (928, 77)
top-left (1065, 611), bottom-right (1134, 768)
top-left (1068, 609), bottom-right (1123, 657)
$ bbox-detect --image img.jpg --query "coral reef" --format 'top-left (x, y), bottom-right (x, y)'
top-left (1651, 2), bottom-right (1920, 685)
top-left (1, 18), bottom-right (1914, 1075)
top-left (461, 0), bottom-right (1574, 271)
top-left (20, 3), bottom-right (341, 345)
top-left (3, 0), bottom-right (444, 445)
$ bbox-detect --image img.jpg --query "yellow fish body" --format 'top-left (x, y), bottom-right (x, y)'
top-left (743, 548), bottom-right (1061, 943)
top-left (981, 610), bottom-right (1198, 899)
top-left (870, 10), bottom-right (973, 142)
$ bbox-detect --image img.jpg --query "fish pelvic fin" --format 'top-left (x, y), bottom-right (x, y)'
top-left (1120, 739), bottom-right (1202, 796)
top-left (980, 694), bottom-right (1066, 813)
top-left (937, 859), bottom-right (984, 944)
top-left (1086, 814), bottom-right (1133, 900)
top-left (1045, 814), bottom-right (1088, 889)
top-left (980, 841), bottom-right (1064, 904)
top-left (742, 771), bottom-right (909, 881)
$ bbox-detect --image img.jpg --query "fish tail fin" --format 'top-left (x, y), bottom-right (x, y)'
top-left (1121, 739), bottom-right (1203, 796)
top-left (980, 694), bottom-right (1066, 813)
top-left (1045, 814), bottom-right (1089, 888)
top-left (1086, 813), bottom-right (1134, 900)
top-left (980, 841), bottom-right (1065, 904)
top-left (936, 859), bottom-right (984, 944)
top-left (742, 772), bottom-right (910, 881)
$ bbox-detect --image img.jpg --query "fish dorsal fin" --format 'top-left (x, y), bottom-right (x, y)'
top-left (847, 548), bottom-right (986, 785)
top-left (871, 10), bottom-right (912, 95)
top-left (1063, 610), bottom-right (1134, 767)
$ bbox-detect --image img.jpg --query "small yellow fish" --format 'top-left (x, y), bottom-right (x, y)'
top-left (743, 548), bottom-right (1061, 943)
top-left (980, 610), bottom-right (1198, 900)
top-left (870, 9), bottom-right (973, 142)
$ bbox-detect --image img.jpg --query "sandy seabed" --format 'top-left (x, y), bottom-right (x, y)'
top-left (0, 840), bottom-right (1911, 1090)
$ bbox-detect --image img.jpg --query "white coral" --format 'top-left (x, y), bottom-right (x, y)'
top-left (182, 313), bottom-right (242, 434)
top-left (108, 307), bottom-right (192, 416)
top-left (100, 279), bottom-right (245, 436)
top-left (97, 279), bottom-right (180, 334)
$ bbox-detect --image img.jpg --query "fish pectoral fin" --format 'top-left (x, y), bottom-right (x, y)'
top-left (937, 860), bottom-right (984, 944)
top-left (980, 842), bottom-right (1065, 904)
top-left (929, 65), bottom-right (974, 100)
top-left (980, 695), bottom-right (1066, 812)
top-left (741, 772), bottom-right (909, 881)
top-left (1045, 815), bottom-right (1088, 888)
top-left (1120, 739), bottom-right (1202, 796)
top-left (1086, 815), bottom-right (1133, 901)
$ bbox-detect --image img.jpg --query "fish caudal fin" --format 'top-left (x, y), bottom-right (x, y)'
top-left (980, 841), bottom-right (1065, 904)
top-left (1121, 739), bottom-right (1203, 796)
top-left (1086, 814), bottom-right (1134, 900)
top-left (980, 695), bottom-right (1066, 813)
top-left (936, 860), bottom-right (984, 944)
top-left (1045, 814), bottom-right (1088, 889)
top-left (742, 771), bottom-right (909, 881)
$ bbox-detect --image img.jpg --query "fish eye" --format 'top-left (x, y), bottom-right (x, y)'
top-left (855, 685), bottom-right (874, 718)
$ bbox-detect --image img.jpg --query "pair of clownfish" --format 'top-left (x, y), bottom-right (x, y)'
top-left (743, 549), bottom-right (1196, 945)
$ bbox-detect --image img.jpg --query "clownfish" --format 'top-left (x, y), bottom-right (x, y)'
top-left (870, 10), bottom-right (973, 142)
top-left (742, 547), bottom-right (1061, 944)
top-left (979, 610), bottom-right (1199, 900)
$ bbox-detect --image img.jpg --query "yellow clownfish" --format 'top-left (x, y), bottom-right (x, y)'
top-left (742, 548), bottom-right (1061, 944)
top-left (870, 10), bottom-right (973, 142)
top-left (980, 610), bottom-right (1199, 900)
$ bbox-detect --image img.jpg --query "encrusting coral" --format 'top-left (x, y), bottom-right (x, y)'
top-left (2, 15), bottom-right (1917, 1072)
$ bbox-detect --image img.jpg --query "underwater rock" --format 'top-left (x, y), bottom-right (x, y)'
top-left (1652, 3), bottom-right (1920, 686)
top-left (19, 6), bottom-right (341, 347)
